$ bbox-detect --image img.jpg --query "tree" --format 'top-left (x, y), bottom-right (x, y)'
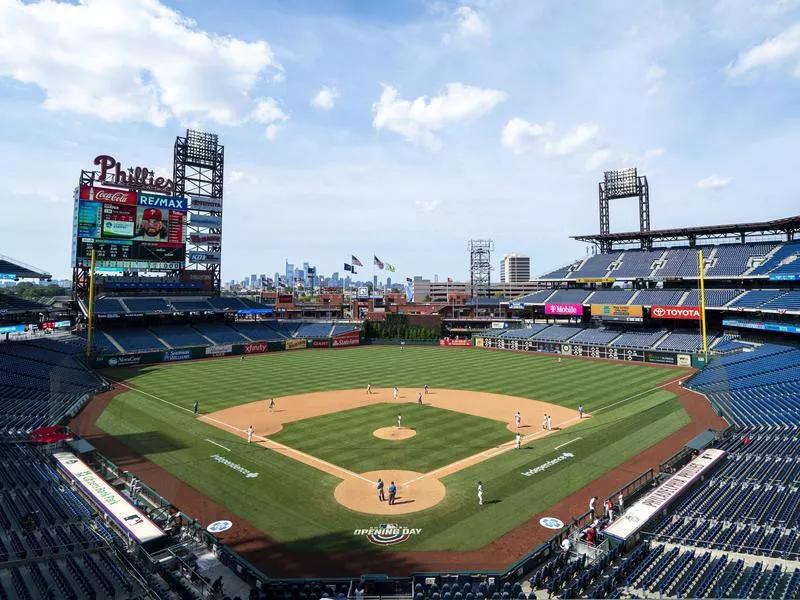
top-left (4, 282), bottom-right (68, 299)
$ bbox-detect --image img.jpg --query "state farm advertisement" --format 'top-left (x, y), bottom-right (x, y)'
top-left (440, 339), bottom-right (472, 347)
top-left (544, 303), bottom-right (584, 316)
top-left (651, 306), bottom-right (701, 320)
top-left (332, 331), bottom-right (360, 348)
top-left (243, 342), bottom-right (269, 355)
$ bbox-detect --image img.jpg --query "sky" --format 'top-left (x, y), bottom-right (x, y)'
top-left (1, 0), bottom-right (800, 282)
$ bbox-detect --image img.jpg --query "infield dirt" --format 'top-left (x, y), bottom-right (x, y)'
top-left (201, 388), bottom-right (582, 514)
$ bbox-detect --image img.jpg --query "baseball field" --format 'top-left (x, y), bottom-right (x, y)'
top-left (93, 346), bottom-right (691, 555)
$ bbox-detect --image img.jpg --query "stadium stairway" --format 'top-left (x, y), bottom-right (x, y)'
top-left (97, 331), bottom-right (125, 354)
top-left (676, 290), bottom-right (691, 306)
top-left (742, 244), bottom-right (783, 276)
top-left (723, 289), bottom-right (751, 307)
top-left (151, 332), bottom-right (172, 349)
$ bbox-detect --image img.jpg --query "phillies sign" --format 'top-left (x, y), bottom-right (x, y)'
top-left (80, 185), bottom-right (137, 205)
top-left (94, 154), bottom-right (174, 194)
top-left (651, 306), bottom-right (701, 320)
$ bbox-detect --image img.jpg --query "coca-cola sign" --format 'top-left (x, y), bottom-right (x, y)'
top-left (79, 185), bottom-right (137, 205)
top-left (650, 306), bottom-right (701, 320)
top-left (93, 154), bottom-right (174, 194)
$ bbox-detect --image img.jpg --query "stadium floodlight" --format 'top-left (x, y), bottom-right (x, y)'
top-left (598, 167), bottom-right (650, 251)
top-left (603, 168), bottom-right (639, 199)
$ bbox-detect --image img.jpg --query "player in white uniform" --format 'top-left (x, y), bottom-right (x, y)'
top-left (477, 481), bottom-right (484, 505)
top-left (397, 414), bottom-right (402, 429)
top-left (393, 387), bottom-right (399, 400)
top-left (516, 432), bottom-right (521, 449)
top-left (514, 411), bottom-right (521, 428)
top-left (247, 425), bottom-right (254, 443)
top-left (547, 414), bottom-right (552, 430)
top-left (367, 384), bottom-right (372, 395)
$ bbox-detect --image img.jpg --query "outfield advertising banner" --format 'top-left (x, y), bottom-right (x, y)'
top-left (439, 339), bottom-right (472, 347)
top-left (285, 338), bottom-right (307, 351)
top-left (478, 338), bottom-right (679, 364)
top-left (205, 344), bottom-right (233, 357)
top-left (243, 342), bottom-right (270, 354)
top-left (651, 306), bottom-right (700, 320)
top-left (332, 330), bottom-right (360, 347)
top-left (474, 337), bottom-right (485, 347)
top-left (545, 303), bottom-right (583, 316)
top-left (0, 273), bottom-right (17, 280)
top-left (604, 449), bottom-right (726, 542)
top-left (163, 349), bottom-right (193, 362)
top-left (53, 452), bottom-right (166, 545)
top-left (644, 351), bottom-right (678, 365)
top-left (590, 304), bottom-right (644, 322)
top-left (311, 339), bottom-right (331, 348)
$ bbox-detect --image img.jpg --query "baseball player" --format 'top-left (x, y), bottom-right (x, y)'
top-left (515, 432), bottom-right (521, 449)
top-left (193, 400), bottom-right (198, 416)
top-left (618, 492), bottom-right (624, 514)
top-left (268, 398), bottom-right (276, 412)
top-left (477, 481), bottom-right (484, 505)
top-left (397, 414), bottom-right (402, 429)
top-left (247, 425), bottom-right (254, 443)
top-left (424, 384), bottom-right (429, 394)
top-left (377, 478), bottom-right (385, 502)
top-left (589, 496), bottom-right (597, 520)
top-left (240, 355), bottom-right (244, 361)
top-left (418, 391), bottom-right (423, 405)
top-left (393, 386), bottom-right (399, 400)
top-left (578, 404), bottom-right (584, 419)
top-left (558, 356), bottom-right (562, 363)
top-left (541, 414), bottom-right (547, 430)
top-left (388, 481), bottom-right (397, 505)
top-left (514, 411), bottom-right (521, 428)
top-left (546, 414), bottom-right (552, 431)
top-left (367, 383), bottom-right (372, 395)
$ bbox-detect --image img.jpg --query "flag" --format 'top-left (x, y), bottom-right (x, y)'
top-left (447, 277), bottom-right (453, 283)
top-left (344, 263), bottom-right (353, 272)
top-left (374, 256), bottom-right (384, 269)
top-left (406, 277), bottom-right (413, 284)
top-left (352, 255), bottom-right (363, 267)
top-left (386, 263), bottom-right (396, 272)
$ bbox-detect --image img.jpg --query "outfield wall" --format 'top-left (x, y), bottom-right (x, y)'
top-left (91, 330), bottom-right (361, 368)
top-left (473, 336), bottom-right (695, 367)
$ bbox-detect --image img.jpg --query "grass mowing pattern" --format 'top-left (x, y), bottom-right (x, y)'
top-left (272, 403), bottom-right (511, 473)
top-left (97, 346), bottom-right (689, 552)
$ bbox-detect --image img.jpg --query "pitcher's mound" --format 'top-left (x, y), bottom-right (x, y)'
top-left (335, 470), bottom-right (446, 515)
top-left (374, 426), bottom-right (416, 440)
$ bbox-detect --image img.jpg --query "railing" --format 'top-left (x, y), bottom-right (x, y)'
top-left (659, 446), bottom-right (695, 474)
top-left (606, 469), bottom-right (656, 510)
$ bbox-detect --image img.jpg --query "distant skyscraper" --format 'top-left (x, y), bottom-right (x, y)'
top-left (501, 254), bottom-right (531, 283)
top-left (285, 260), bottom-right (294, 283)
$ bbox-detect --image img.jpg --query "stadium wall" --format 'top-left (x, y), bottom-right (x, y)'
top-left (91, 330), bottom-right (361, 368)
top-left (473, 336), bottom-right (696, 367)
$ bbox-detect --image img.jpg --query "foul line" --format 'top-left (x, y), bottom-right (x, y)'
top-left (554, 437), bottom-right (582, 450)
top-left (592, 375), bottom-right (684, 415)
top-left (205, 439), bottom-right (231, 452)
top-left (109, 377), bottom-right (371, 485)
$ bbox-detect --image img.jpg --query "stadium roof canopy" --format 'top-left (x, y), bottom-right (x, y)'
top-left (573, 215), bottom-right (800, 249)
top-left (0, 253), bottom-right (52, 280)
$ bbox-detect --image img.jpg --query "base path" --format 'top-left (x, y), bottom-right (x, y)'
top-left (202, 388), bottom-right (580, 514)
top-left (373, 427), bottom-right (416, 440)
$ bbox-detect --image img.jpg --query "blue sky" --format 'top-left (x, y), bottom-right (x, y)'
top-left (1, 0), bottom-right (800, 281)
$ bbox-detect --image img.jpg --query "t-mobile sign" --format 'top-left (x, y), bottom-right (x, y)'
top-left (544, 303), bottom-right (584, 316)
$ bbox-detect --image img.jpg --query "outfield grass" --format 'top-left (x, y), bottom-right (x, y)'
top-left (272, 403), bottom-right (511, 473)
top-left (97, 346), bottom-right (689, 552)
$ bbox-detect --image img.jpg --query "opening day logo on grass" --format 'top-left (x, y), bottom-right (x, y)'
top-left (354, 524), bottom-right (422, 546)
top-left (210, 454), bottom-right (259, 478)
top-left (521, 452), bottom-right (575, 477)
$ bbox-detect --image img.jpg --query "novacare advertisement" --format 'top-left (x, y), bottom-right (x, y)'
top-left (53, 452), bottom-right (166, 544)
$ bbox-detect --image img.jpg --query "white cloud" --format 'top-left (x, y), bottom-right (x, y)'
top-left (230, 170), bottom-right (245, 183)
top-left (265, 124), bottom-right (282, 141)
top-left (728, 23), bottom-right (800, 77)
top-left (500, 118), bottom-right (553, 154)
top-left (544, 123), bottom-right (600, 156)
top-left (696, 174), bottom-right (732, 190)
top-left (644, 147), bottom-right (665, 158)
top-left (586, 148), bottom-right (612, 169)
top-left (447, 6), bottom-right (491, 41)
top-left (0, 0), bottom-right (282, 127)
top-left (372, 83), bottom-right (507, 149)
top-left (645, 63), bottom-right (666, 95)
top-left (415, 199), bottom-right (441, 212)
top-left (311, 86), bottom-right (340, 110)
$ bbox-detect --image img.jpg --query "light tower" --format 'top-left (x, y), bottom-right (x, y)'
top-left (468, 239), bottom-right (494, 298)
